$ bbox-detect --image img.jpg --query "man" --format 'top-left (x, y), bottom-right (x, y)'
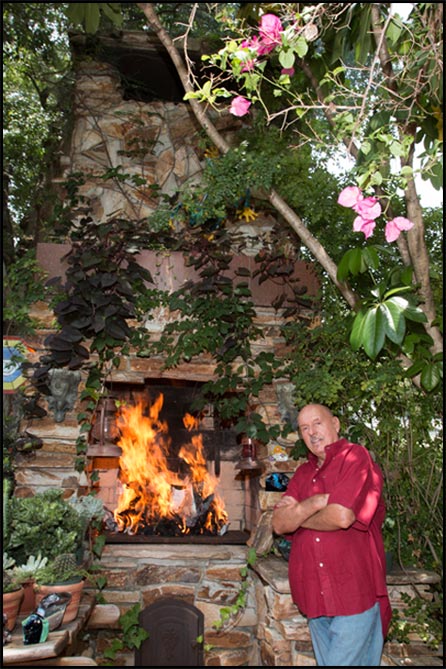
top-left (272, 403), bottom-right (391, 666)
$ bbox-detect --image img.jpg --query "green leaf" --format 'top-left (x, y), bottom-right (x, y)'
top-left (350, 310), bottom-right (367, 351)
top-left (400, 165), bottom-right (413, 178)
top-left (362, 246), bottom-right (380, 270)
top-left (349, 248), bottom-right (367, 275)
top-left (362, 307), bottom-right (386, 359)
top-left (337, 251), bottom-right (350, 281)
top-left (294, 36), bottom-right (308, 58)
top-left (337, 248), bottom-right (368, 280)
top-left (389, 140), bottom-right (405, 158)
top-left (183, 90), bottom-right (201, 100)
top-left (279, 49), bottom-right (295, 70)
top-left (100, 3), bottom-right (123, 27)
top-left (202, 80), bottom-right (212, 97)
top-left (64, 3), bottom-right (88, 27)
top-left (370, 171), bottom-right (383, 186)
top-left (379, 301), bottom-right (406, 345)
top-left (403, 303), bottom-right (428, 323)
top-left (360, 140), bottom-right (371, 155)
top-left (84, 4), bottom-right (101, 34)
top-left (385, 16), bottom-right (403, 46)
top-left (420, 361), bottom-right (442, 392)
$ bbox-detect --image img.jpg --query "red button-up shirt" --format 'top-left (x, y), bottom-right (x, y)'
top-left (285, 437), bottom-right (391, 636)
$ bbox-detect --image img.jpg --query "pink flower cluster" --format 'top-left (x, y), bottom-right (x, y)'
top-left (229, 96), bottom-right (251, 117)
top-left (230, 14), bottom-right (285, 116)
top-left (338, 186), bottom-right (414, 242)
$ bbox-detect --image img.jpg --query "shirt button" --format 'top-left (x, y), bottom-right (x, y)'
top-left (319, 562), bottom-right (324, 567)
top-left (315, 537), bottom-right (320, 542)
top-left (312, 478), bottom-right (316, 483)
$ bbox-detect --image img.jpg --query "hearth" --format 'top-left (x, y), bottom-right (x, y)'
top-left (104, 529), bottom-right (249, 544)
top-left (87, 378), bottom-right (253, 544)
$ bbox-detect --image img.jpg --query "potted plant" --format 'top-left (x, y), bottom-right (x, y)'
top-left (12, 553), bottom-right (49, 616)
top-left (3, 553), bottom-right (24, 632)
top-left (67, 494), bottom-right (106, 564)
top-left (34, 553), bottom-right (89, 624)
top-left (4, 489), bottom-right (106, 623)
top-left (5, 489), bottom-right (85, 566)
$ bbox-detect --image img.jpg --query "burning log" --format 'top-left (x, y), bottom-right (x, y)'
top-left (187, 493), bottom-right (214, 530)
top-left (110, 396), bottom-right (229, 538)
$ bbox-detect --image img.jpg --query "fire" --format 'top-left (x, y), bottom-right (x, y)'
top-left (113, 395), bottom-right (228, 536)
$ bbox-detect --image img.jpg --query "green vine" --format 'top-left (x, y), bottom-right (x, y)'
top-left (387, 589), bottom-right (443, 649)
top-left (212, 546), bottom-right (257, 633)
top-left (102, 603), bottom-right (149, 664)
top-left (32, 213), bottom-right (162, 472)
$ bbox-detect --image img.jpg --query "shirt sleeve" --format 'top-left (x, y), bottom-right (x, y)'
top-left (328, 444), bottom-right (382, 530)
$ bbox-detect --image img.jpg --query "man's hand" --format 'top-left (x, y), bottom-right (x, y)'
top-left (272, 493), bottom-right (329, 535)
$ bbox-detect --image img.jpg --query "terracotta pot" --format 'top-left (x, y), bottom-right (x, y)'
top-left (3, 587), bottom-right (24, 631)
top-left (19, 578), bottom-right (37, 616)
top-left (34, 579), bottom-right (85, 624)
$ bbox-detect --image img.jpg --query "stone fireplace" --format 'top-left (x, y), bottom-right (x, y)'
top-left (17, 237), bottom-right (320, 666)
top-left (19, 301), bottom-right (313, 666)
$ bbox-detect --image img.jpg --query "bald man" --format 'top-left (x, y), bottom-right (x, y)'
top-left (273, 404), bottom-right (391, 666)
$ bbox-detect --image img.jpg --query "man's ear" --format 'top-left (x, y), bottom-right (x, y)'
top-left (333, 416), bottom-right (341, 433)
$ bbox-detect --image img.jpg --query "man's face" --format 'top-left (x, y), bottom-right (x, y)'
top-left (298, 405), bottom-right (340, 464)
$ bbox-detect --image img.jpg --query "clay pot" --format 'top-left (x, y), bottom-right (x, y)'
top-left (3, 587), bottom-right (24, 631)
top-left (19, 578), bottom-right (37, 617)
top-left (34, 579), bottom-right (84, 624)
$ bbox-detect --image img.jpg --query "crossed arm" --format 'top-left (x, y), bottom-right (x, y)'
top-left (272, 494), bottom-right (355, 535)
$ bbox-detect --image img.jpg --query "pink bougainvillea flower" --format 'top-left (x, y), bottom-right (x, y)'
top-left (281, 67), bottom-right (295, 76)
top-left (353, 216), bottom-right (376, 239)
top-left (258, 14), bottom-right (283, 53)
top-left (337, 186), bottom-right (363, 208)
top-left (241, 36), bottom-right (261, 52)
top-left (353, 196), bottom-right (381, 220)
top-left (229, 96), bottom-right (251, 117)
top-left (241, 58), bottom-right (257, 72)
top-left (385, 216), bottom-right (414, 243)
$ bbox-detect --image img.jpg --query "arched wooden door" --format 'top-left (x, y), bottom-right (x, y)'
top-left (135, 597), bottom-right (204, 666)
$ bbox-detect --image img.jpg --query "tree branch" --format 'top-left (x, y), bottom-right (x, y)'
top-left (370, 3), bottom-right (442, 354)
top-left (137, 2), bottom-right (358, 309)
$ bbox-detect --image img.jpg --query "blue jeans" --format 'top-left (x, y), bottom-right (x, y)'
top-left (308, 602), bottom-right (383, 666)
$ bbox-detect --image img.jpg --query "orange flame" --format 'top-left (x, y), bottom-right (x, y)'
top-left (113, 395), bottom-right (228, 536)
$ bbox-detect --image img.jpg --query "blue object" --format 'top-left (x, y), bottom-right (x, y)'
top-left (22, 613), bottom-right (49, 644)
top-left (265, 473), bottom-right (289, 491)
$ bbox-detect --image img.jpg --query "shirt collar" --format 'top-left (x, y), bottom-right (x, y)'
top-left (307, 437), bottom-right (349, 467)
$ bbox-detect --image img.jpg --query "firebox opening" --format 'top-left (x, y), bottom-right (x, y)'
top-left (89, 379), bottom-right (255, 544)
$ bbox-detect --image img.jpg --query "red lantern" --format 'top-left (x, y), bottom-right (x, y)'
top-left (87, 398), bottom-right (122, 457)
top-left (235, 435), bottom-right (262, 471)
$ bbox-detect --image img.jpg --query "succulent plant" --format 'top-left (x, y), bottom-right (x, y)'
top-left (3, 553), bottom-right (21, 593)
top-left (5, 489), bottom-right (84, 565)
top-left (3, 553), bottom-right (15, 571)
top-left (13, 553), bottom-right (49, 582)
top-left (2, 569), bottom-right (21, 594)
top-left (53, 553), bottom-right (77, 574)
top-left (35, 553), bottom-right (86, 585)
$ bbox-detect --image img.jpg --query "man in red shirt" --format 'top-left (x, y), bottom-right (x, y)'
top-left (272, 403), bottom-right (391, 666)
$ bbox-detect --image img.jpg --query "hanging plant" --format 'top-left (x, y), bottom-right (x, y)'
top-left (31, 215), bottom-right (162, 471)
